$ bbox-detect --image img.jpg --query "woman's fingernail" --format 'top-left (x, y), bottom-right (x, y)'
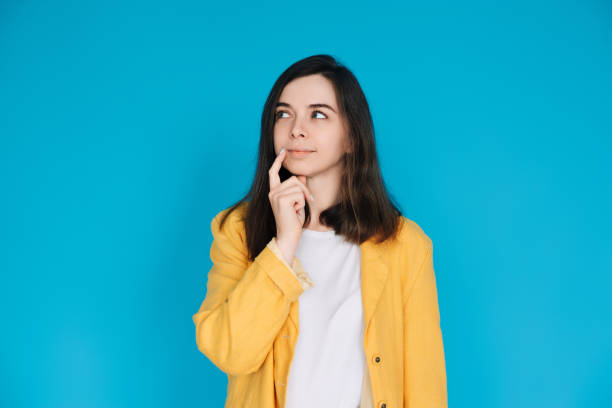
top-left (279, 147), bottom-right (285, 154)
top-left (310, 194), bottom-right (315, 201)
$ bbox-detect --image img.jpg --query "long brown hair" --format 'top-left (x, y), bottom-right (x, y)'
top-left (218, 54), bottom-right (404, 262)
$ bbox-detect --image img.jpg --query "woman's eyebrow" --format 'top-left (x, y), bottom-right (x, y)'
top-left (276, 102), bottom-right (336, 113)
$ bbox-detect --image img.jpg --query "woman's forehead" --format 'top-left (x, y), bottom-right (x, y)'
top-left (279, 75), bottom-right (338, 107)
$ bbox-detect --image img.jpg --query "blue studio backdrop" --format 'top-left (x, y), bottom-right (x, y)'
top-left (1, 1), bottom-right (610, 407)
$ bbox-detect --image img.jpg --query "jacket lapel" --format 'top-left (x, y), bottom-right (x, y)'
top-left (359, 238), bottom-right (389, 335)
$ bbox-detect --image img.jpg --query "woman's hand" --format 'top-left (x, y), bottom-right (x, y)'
top-left (268, 147), bottom-right (315, 263)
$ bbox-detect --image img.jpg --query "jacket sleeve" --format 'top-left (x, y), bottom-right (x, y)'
top-left (192, 210), bottom-right (313, 376)
top-left (403, 241), bottom-right (448, 407)
top-left (267, 237), bottom-right (315, 291)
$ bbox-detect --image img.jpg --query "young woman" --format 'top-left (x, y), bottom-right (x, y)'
top-left (192, 54), bottom-right (448, 408)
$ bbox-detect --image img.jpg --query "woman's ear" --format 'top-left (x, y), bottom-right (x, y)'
top-left (344, 138), bottom-right (354, 154)
top-left (342, 120), bottom-right (353, 153)
top-left (342, 132), bottom-right (351, 153)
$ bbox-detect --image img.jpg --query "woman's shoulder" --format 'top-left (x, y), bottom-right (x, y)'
top-left (395, 215), bottom-right (433, 253)
top-left (213, 201), bottom-right (248, 221)
top-left (210, 201), bottom-right (248, 238)
top-left (385, 216), bottom-right (434, 280)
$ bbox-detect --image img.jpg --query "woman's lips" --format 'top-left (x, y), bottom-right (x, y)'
top-left (288, 149), bottom-right (314, 158)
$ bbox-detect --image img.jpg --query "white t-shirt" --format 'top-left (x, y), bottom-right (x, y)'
top-left (285, 227), bottom-right (366, 408)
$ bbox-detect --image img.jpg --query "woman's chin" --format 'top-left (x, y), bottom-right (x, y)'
top-left (286, 164), bottom-right (314, 176)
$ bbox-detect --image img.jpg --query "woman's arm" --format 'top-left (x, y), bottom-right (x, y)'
top-left (192, 209), bottom-right (311, 376)
top-left (403, 241), bottom-right (448, 407)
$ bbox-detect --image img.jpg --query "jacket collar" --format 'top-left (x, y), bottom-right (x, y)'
top-left (287, 234), bottom-right (390, 337)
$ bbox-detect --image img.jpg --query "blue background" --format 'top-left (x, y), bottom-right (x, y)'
top-left (1, 1), bottom-right (610, 407)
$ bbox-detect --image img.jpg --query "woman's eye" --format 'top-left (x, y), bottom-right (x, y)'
top-left (275, 110), bottom-right (326, 120)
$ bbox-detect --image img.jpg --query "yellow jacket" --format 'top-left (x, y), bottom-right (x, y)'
top-left (192, 202), bottom-right (448, 407)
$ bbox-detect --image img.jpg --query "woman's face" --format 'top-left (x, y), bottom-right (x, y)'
top-left (273, 74), bottom-right (351, 178)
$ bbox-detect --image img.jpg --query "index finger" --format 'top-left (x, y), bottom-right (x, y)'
top-left (269, 147), bottom-right (287, 190)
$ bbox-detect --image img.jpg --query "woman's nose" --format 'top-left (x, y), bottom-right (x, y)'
top-left (291, 116), bottom-right (307, 138)
top-left (291, 123), bottom-right (306, 138)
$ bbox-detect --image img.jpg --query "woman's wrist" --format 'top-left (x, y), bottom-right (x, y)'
top-left (275, 237), bottom-right (297, 265)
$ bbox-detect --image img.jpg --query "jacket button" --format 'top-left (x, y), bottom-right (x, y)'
top-left (372, 354), bottom-right (382, 364)
top-left (378, 402), bottom-right (386, 408)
